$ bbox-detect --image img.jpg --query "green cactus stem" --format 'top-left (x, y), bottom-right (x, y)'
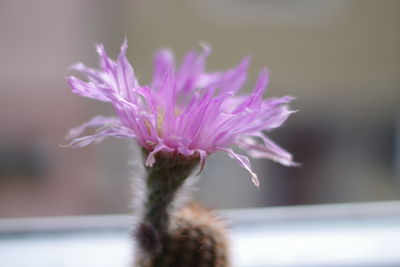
top-left (134, 151), bottom-right (230, 267)
top-left (135, 151), bottom-right (200, 256)
top-left (144, 152), bottom-right (199, 232)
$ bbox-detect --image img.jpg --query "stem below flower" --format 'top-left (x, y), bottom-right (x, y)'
top-left (138, 151), bottom-right (199, 255)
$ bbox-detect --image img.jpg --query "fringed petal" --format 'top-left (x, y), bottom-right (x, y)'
top-left (145, 144), bottom-right (174, 167)
top-left (262, 106), bottom-right (297, 130)
top-left (69, 63), bottom-right (107, 84)
top-left (67, 76), bottom-right (110, 102)
top-left (237, 134), bottom-right (299, 167)
top-left (116, 39), bottom-right (139, 101)
top-left (66, 116), bottom-right (120, 140)
top-left (236, 105), bottom-right (296, 134)
top-left (176, 46), bottom-right (210, 94)
top-left (96, 43), bottom-right (117, 80)
top-left (232, 68), bottom-right (269, 114)
top-left (218, 147), bottom-right (259, 187)
top-left (151, 49), bottom-right (175, 90)
top-left (64, 125), bottom-right (135, 148)
top-left (195, 149), bottom-right (208, 176)
top-left (215, 56), bottom-right (250, 94)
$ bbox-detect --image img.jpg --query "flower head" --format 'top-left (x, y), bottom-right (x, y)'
top-left (66, 40), bottom-right (297, 186)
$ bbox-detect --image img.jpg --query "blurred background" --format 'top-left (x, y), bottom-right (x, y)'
top-left (0, 0), bottom-right (399, 218)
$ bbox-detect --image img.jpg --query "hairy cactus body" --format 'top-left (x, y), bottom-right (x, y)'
top-left (136, 204), bottom-right (229, 267)
top-left (134, 152), bottom-right (230, 267)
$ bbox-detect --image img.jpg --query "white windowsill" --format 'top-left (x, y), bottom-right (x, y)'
top-left (1, 201), bottom-right (400, 267)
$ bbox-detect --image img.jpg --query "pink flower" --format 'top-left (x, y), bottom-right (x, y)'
top-left (66, 40), bottom-right (297, 186)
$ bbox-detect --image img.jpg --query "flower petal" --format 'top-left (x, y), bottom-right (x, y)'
top-left (66, 116), bottom-right (120, 140)
top-left (212, 56), bottom-right (250, 94)
top-left (96, 43), bottom-right (117, 82)
top-left (195, 149), bottom-right (208, 176)
top-left (64, 125), bottom-right (135, 148)
top-left (145, 144), bottom-right (174, 167)
top-left (237, 134), bottom-right (299, 167)
top-left (116, 39), bottom-right (139, 101)
top-left (69, 63), bottom-right (107, 84)
top-left (67, 76), bottom-right (110, 102)
top-left (176, 46), bottom-right (210, 94)
top-left (218, 147), bottom-right (259, 187)
top-left (151, 49), bottom-right (175, 90)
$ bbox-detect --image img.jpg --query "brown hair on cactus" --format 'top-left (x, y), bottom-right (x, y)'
top-left (136, 203), bottom-right (230, 267)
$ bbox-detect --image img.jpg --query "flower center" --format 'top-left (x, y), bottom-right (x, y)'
top-left (157, 108), bottom-right (165, 134)
top-left (143, 107), bottom-right (182, 137)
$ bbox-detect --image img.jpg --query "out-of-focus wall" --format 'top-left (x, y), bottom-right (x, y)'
top-left (0, 0), bottom-right (120, 217)
top-left (0, 0), bottom-right (399, 217)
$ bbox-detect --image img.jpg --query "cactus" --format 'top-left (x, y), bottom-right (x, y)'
top-left (133, 152), bottom-right (230, 267)
top-left (65, 40), bottom-right (297, 267)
